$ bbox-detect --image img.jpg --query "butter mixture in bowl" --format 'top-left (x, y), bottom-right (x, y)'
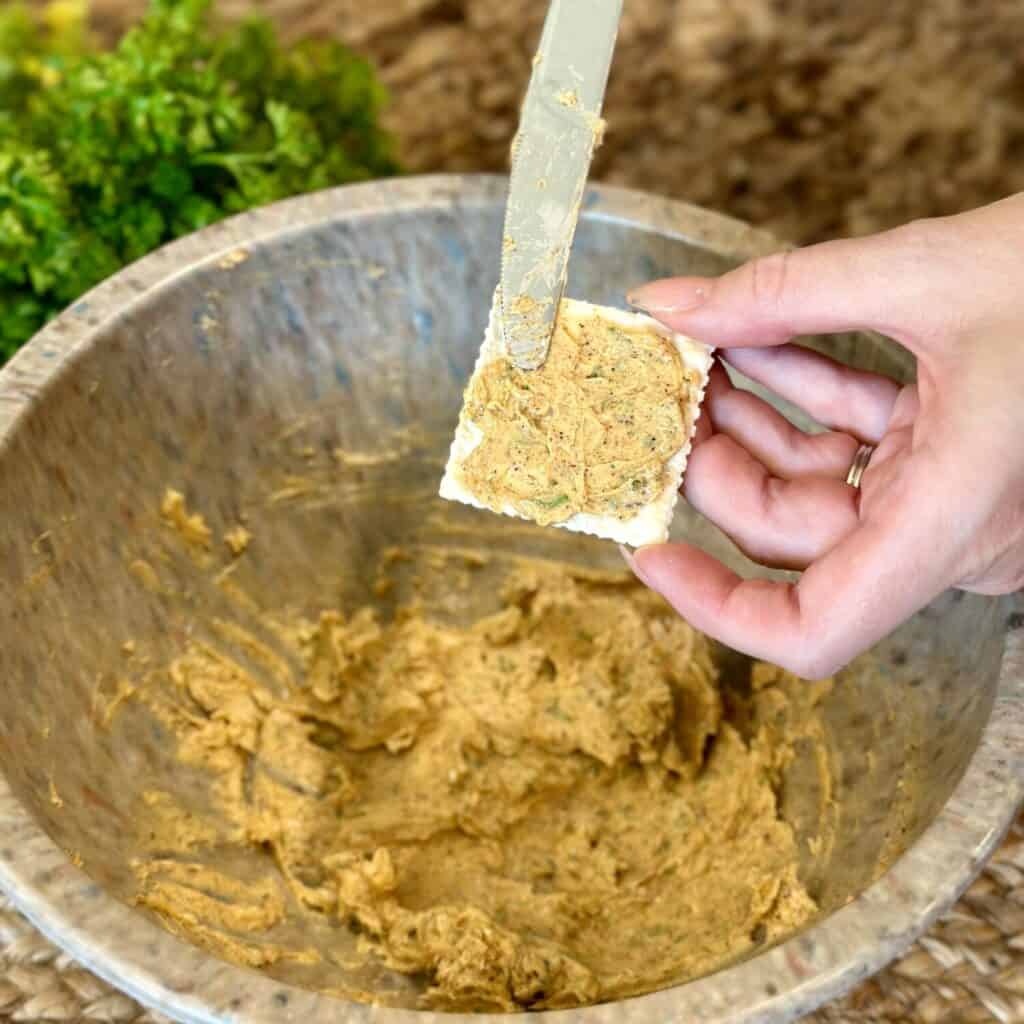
top-left (120, 495), bottom-right (828, 1012)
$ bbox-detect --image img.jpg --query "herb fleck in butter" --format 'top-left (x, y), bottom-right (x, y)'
top-left (458, 310), bottom-right (697, 525)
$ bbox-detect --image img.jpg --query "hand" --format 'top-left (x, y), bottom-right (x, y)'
top-left (625, 194), bottom-right (1024, 679)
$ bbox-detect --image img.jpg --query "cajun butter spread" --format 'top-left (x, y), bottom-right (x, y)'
top-left (124, 542), bottom-right (824, 1012)
top-left (456, 310), bottom-right (698, 526)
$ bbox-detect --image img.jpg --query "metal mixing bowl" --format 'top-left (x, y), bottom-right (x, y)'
top-left (0, 175), bottom-right (1021, 1024)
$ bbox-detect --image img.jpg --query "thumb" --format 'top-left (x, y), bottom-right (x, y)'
top-left (627, 225), bottom-right (947, 356)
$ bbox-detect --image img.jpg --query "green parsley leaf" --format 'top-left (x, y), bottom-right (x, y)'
top-left (0, 0), bottom-right (399, 363)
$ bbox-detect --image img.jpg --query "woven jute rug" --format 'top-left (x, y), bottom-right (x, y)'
top-left (9, 0), bottom-right (1024, 1020)
top-left (0, 816), bottom-right (1022, 1022)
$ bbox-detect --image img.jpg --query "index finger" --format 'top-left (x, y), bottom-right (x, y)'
top-left (630, 495), bottom-right (952, 679)
top-left (627, 226), bottom-right (943, 358)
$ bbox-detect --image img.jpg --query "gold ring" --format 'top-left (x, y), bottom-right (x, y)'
top-left (846, 444), bottom-right (875, 489)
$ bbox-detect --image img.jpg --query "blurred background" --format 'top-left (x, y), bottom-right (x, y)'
top-left (6, 0), bottom-right (1023, 363)
top-left (81, 0), bottom-right (1024, 244)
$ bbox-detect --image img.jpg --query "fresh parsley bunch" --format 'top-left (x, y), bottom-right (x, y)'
top-left (0, 0), bottom-right (399, 361)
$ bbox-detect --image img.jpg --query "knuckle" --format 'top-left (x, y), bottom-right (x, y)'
top-left (786, 597), bottom-right (841, 680)
top-left (890, 216), bottom-right (948, 253)
top-left (819, 432), bottom-right (860, 471)
top-left (793, 652), bottom-right (838, 681)
top-left (878, 217), bottom-right (966, 344)
top-left (731, 535), bottom-right (779, 570)
top-left (887, 215), bottom-right (966, 272)
top-left (783, 643), bottom-right (835, 680)
top-left (757, 471), bottom-right (784, 520)
top-left (887, 218), bottom-right (957, 285)
top-left (744, 251), bottom-right (793, 314)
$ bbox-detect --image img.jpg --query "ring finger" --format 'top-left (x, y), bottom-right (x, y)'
top-left (683, 432), bottom-right (861, 570)
top-left (705, 363), bottom-right (863, 481)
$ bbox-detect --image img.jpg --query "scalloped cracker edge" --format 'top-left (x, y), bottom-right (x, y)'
top-left (439, 295), bottom-right (714, 547)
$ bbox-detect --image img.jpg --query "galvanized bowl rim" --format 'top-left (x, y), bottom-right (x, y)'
top-left (0, 174), bottom-right (1021, 1024)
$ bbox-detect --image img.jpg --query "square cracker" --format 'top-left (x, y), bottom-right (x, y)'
top-left (439, 295), bottom-right (713, 547)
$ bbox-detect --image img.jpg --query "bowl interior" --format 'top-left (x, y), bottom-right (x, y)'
top-left (0, 189), bottom-right (1009, 1007)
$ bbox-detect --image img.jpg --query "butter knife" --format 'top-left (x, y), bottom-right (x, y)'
top-left (500, 0), bottom-right (623, 370)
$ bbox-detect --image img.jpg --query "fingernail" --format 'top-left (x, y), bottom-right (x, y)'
top-left (627, 279), bottom-right (710, 315)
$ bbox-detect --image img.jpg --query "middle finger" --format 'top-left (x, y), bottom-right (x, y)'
top-left (683, 431), bottom-right (861, 570)
top-left (706, 364), bottom-right (861, 481)
top-left (723, 343), bottom-right (900, 443)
